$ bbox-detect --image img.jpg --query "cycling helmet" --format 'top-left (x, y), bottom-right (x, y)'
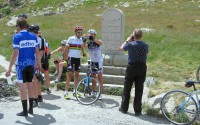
top-left (74, 26), bottom-right (83, 32)
top-left (18, 14), bottom-right (28, 19)
top-left (61, 40), bottom-right (67, 45)
top-left (88, 29), bottom-right (97, 35)
top-left (28, 25), bottom-right (40, 33)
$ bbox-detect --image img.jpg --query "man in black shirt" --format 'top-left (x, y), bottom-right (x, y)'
top-left (119, 29), bottom-right (148, 116)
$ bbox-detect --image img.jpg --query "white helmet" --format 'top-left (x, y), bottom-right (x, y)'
top-left (61, 40), bottom-right (67, 45)
top-left (87, 29), bottom-right (97, 35)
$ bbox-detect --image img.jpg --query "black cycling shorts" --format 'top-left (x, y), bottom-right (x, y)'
top-left (41, 55), bottom-right (49, 71)
top-left (22, 65), bottom-right (34, 83)
top-left (67, 57), bottom-right (81, 72)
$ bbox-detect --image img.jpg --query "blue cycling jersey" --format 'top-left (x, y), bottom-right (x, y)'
top-left (13, 30), bottom-right (38, 66)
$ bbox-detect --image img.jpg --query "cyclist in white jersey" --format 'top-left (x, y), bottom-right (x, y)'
top-left (63, 26), bottom-right (86, 99)
top-left (5, 18), bottom-right (40, 116)
top-left (83, 29), bottom-right (103, 100)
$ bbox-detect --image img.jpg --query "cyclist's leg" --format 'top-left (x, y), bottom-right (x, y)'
top-left (53, 57), bottom-right (62, 74)
top-left (43, 60), bottom-right (50, 93)
top-left (66, 72), bottom-right (73, 91)
top-left (66, 57), bottom-right (73, 93)
top-left (25, 66), bottom-right (34, 114)
top-left (91, 74), bottom-right (96, 91)
top-left (98, 61), bottom-right (103, 93)
top-left (33, 75), bottom-right (39, 107)
top-left (97, 73), bottom-right (103, 93)
top-left (73, 58), bottom-right (81, 92)
top-left (33, 75), bottom-right (39, 95)
top-left (57, 61), bottom-right (65, 80)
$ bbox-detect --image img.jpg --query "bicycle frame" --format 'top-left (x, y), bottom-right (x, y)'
top-left (177, 90), bottom-right (200, 115)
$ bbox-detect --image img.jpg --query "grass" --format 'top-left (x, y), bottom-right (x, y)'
top-left (0, 0), bottom-right (200, 93)
top-left (0, 65), bottom-right (5, 73)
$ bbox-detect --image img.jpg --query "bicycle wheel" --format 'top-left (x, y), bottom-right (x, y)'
top-left (196, 66), bottom-right (200, 81)
top-left (160, 90), bottom-right (198, 125)
top-left (75, 77), bottom-right (101, 105)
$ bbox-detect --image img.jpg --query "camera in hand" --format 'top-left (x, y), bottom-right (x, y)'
top-left (88, 36), bottom-right (94, 41)
top-left (131, 35), bottom-right (135, 41)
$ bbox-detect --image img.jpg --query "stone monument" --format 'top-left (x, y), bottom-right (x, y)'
top-left (102, 8), bottom-right (128, 67)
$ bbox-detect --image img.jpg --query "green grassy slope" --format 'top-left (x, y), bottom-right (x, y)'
top-left (0, 0), bottom-right (200, 82)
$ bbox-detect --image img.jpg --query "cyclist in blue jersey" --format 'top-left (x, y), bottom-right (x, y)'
top-left (63, 26), bottom-right (86, 99)
top-left (83, 29), bottom-right (103, 100)
top-left (5, 18), bottom-right (41, 116)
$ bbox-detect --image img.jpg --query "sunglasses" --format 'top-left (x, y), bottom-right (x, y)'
top-left (77, 31), bottom-right (82, 34)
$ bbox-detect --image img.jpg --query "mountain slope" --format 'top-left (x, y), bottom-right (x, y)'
top-left (0, 0), bottom-right (200, 82)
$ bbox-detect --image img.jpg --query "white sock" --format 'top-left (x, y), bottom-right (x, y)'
top-left (73, 89), bottom-right (75, 93)
top-left (65, 90), bottom-right (68, 95)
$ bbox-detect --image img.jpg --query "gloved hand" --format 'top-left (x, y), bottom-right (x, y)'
top-left (47, 53), bottom-right (51, 59)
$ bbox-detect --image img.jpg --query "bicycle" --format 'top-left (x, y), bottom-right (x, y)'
top-left (160, 80), bottom-right (200, 125)
top-left (75, 60), bottom-right (101, 105)
top-left (196, 66), bottom-right (200, 81)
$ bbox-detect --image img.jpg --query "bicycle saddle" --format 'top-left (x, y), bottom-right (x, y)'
top-left (185, 80), bottom-right (194, 87)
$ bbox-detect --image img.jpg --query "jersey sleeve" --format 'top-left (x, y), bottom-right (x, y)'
top-left (13, 35), bottom-right (19, 49)
top-left (66, 37), bottom-right (72, 46)
top-left (123, 43), bottom-right (129, 51)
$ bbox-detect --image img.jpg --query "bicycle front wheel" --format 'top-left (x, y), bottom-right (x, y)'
top-left (196, 66), bottom-right (200, 81)
top-left (75, 77), bottom-right (101, 105)
top-left (160, 90), bottom-right (198, 125)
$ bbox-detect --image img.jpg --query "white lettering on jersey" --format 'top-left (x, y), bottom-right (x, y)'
top-left (19, 40), bottom-right (36, 48)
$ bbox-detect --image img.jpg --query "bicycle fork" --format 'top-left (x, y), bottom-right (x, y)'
top-left (84, 75), bottom-right (91, 96)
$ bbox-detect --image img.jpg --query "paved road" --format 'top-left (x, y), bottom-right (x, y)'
top-left (0, 90), bottom-right (170, 125)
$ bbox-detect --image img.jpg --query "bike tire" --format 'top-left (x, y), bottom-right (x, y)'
top-left (160, 90), bottom-right (198, 125)
top-left (196, 66), bottom-right (200, 81)
top-left (75, 77), bottom-right (101, 105)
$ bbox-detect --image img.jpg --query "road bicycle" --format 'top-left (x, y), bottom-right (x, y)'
top-left (75, 60), bottom-right (101, 105)
top-left (196, 66), bottom-right (200, 81)
top-left (160, 80), bottom-right (200, 125)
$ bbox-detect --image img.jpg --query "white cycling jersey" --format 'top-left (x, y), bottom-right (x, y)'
top-left (67, 36), bottom-right (83, 58)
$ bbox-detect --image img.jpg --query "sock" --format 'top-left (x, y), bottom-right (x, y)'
top-left (29, 98), bottom-right (34, 114)
top-left (22, 100), bottom-right (27, 113)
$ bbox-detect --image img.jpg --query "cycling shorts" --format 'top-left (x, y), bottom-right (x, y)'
top-left (67, 57), bottom-right (81, 72)
top-left (16, 65), bottom-right (34, 83)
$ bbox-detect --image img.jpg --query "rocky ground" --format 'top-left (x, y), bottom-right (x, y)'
top-left (0, 90), bottom-right (170, 125)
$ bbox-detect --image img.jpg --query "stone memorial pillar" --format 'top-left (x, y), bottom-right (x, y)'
top-left (102, 8), bottom-right (128, 67)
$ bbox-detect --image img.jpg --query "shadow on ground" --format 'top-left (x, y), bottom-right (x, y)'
top-left (38, 102), bottom-right (61, 110)
top-left (93, 98), bottom-right (120, 109)
top-left (42, 94), bottom-right (61, 100)
top-left (0, 113), bottom-right (4, 119)
top-left (16, 114), bottom-right (56, 125)
top-left (137, 114), bottom-right (170, 125)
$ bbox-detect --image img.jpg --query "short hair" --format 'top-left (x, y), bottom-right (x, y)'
top-left (16, 18), bottom-right (28, 29)
top-left (134, 29), bottom-right (143, 39)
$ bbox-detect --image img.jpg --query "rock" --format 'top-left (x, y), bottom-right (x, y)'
top-left (148, 93), bottom-right (166, 109)
top-left (145, 77), bottom-right (156, 86)
top-left (6, 16), bottom-right (18, 26)
top-left (131, 86), bottom-right (150, 104)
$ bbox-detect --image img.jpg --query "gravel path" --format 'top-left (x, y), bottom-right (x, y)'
top-left (0, 90), bottom-right (170, 125)
top-left (0, 54), bottom-right (170, 125)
